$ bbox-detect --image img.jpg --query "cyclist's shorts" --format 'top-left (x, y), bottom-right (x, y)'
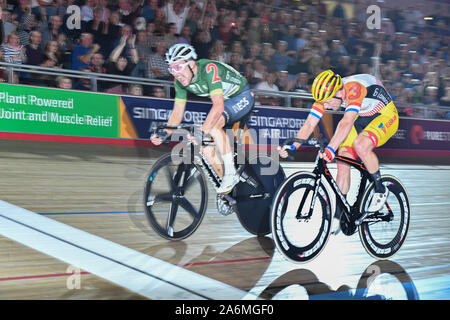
top-left (339, 101), bottom-right (398, 159)
top-left (222, 85), bottom-right (255, 127)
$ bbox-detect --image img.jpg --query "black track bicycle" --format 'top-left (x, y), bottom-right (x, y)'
top-left (144, 116), bottom-right (285, 240)
top-left (270, 137), bottom-right (410, 263)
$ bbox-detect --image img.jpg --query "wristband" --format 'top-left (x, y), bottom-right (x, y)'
top-left (325, 146), bottom-right (335, 159)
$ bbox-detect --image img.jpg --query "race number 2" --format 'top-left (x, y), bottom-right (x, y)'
top-left (206, 63), bottom-right (221, 83)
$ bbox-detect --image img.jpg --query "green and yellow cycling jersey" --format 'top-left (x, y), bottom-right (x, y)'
top-left (174, 59), bottom-right (247, 105)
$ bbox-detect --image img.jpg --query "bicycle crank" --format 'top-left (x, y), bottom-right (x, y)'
top-left (216, 194), bottom-right (237, 216)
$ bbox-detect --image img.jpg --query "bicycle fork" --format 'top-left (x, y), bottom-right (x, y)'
top-left (295, 174), bottom-right (322, 221)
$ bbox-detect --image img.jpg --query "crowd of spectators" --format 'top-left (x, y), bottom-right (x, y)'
top-left (0, 0), bottom-right (448, 118)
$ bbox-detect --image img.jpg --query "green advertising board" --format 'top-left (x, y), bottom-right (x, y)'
top-left (0, 83), bottom-right (120, 138)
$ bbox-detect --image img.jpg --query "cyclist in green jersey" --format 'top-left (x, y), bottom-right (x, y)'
top-left (151, 43), bottom-right (255, 193)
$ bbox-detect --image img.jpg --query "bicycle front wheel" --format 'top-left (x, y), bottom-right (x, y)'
top-left (359, 175), bottom-right (410, 259)
top-left (143, 152), bottom-right (208, 240)
top-left (270, 172), bottom-right (332, 263)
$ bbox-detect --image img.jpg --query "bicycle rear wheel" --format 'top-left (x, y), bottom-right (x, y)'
top-left (270, 172), bottom-right (332, 263)
top-left (359, 175), bottom-right (410, 259)
top-left (143, 152), bottom-right (208, 240)
top-left (234, 155), bottom-right (285, 236)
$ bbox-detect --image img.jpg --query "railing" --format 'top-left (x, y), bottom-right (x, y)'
top-left (0, 61), bottom-right (448, 120)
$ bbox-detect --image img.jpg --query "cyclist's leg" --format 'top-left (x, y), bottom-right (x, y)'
top-left (354, 102), bottom-right (399, 211)
top-left (354, 103), bottom-right (398, 175)
top-left (332, 126), bottom-right (358, 234)
top-left (216, 88), bottom-right (255, 192)
top-left (336, 125), bottom-right (359, 196)
top-left (202, 116), bottom-right (228, 178)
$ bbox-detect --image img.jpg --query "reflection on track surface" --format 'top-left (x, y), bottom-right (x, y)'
top-left (0, 140), bottom-right (448, 300)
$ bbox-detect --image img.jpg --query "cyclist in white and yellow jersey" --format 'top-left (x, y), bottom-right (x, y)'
top-left (279, 70), bottom-right (399, 233)
top-left (151, 43), bottom-right (255, 193)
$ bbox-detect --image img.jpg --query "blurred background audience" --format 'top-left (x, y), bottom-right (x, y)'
top-left (0, 0), bottom-right (448, 118)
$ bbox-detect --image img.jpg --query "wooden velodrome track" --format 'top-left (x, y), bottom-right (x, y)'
top-left (0, 138), bottom-right (448, 300)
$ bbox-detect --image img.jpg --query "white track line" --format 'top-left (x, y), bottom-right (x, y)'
top-left (0, 200), bottom-right (257, 300)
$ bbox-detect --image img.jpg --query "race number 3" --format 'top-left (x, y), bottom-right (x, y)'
top-left (206, 63), bottom-right (221, 83)
top-left (348, 83), bottom-right (362, 100)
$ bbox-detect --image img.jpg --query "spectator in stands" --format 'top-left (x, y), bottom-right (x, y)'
top-left (127, 84), bottom-right (143, 96)
top-left (295, 28), bottom-right (309, 51)
top-left (260, 42), bottom-right (274, 70)
top-left (71, 32), bottom-right (101, 70)
top-left (271, 40), bottom-right (296, 72)
top-left (288, 46), bottom-right (312, 76)
top-left (163, 22), bottom-right (178, 48)
top-left (88, 52), bottom-right (106, 73)
top-left (73, 66), bottom-right (94, 91)
top-left (163, 0), bottom-right (191, 34)
top-left (177, 25), bottom-right (191, 44)
top-left (152, 86), bottom-right (166, 98)
top-left (290, 72), bottom-right (310, 93)
top-left (43, 39), bottom-right (62, 67)
top-left (85, 6), bottom-right (107, 49)
top-left (40, 13), bottom-right (64, 50)
top-left (1, 8), bottom-right (17, 39)
top-left (11, 0), bottom-right (31, 23)
top-left (2, 32), bottom-right (26, 64)
top-left (81, 0), bottom-right (95, 24)
top-left (17, 11), bottom-right (37, 46)
top-left (439, 78), bottom-right (450, 107)
top-left (209, 40), bottom-right (229, 63)
top-left (192, 29), bottom-right (212, 60)
top-left (56, 75), bottom-right (72, 89)
top-left (147, 40), bottom-right (170, 80)
top-left (254, 70), bottom-right (281, 106)
top-left (97, 0), bottom-right (110, 22)
top-left (243, 43), bottom-right (261, 66)
top-left (276, 70), bottom-right (291, 92)
top-left (246, 17), bottom-right (261, 47)
top-left (251, 59), bottom-right (266, 86)
top-left (183, 4), bottom-right (201, 37)
top-left (423, 86), bottom-right (439, 106)
top-left (229, 51), bottom-right (243, 74)
top-left (119, 0), bottom-right (144, 26)
top-left (103, 33), bottom-right (139, 94)
top-left (25, 30), bottom-right (44, 66)
top-left (141, 0), bottom-right (157, 23)
top-left (36, 39), bottom-right (62, 85)
top-left (132, 29), bottom-right (151, 77)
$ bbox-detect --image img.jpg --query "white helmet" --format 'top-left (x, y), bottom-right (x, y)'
top-left (165, 43), bottom-right (197, 65)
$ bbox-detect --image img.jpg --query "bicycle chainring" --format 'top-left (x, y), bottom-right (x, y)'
top-left (340, 217), bottom-right (357, 236)
top-left (216, 195), bottom-right (237, 216)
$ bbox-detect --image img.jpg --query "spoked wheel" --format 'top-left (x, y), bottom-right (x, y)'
top-left (143, 152), bottom-right (208, 240)
top-left (359, 175), bottom-right (410, 259)
top-left (270, 172), bottom-right (332, 263)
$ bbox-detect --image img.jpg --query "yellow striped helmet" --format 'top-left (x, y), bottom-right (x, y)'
top-left (311, 70), bottom-right (343, 102)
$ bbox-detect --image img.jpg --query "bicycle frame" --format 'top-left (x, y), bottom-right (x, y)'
top-left (304, 153), bottom-right (373, 224)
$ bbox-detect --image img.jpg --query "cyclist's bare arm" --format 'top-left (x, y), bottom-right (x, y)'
top-left (294, 113), bottom-right (320, 148)
top-left (327, 110), bottom-right (358, 151)
top-left (279, 113), bottom-right (319, 158)
top-left (166, 101), bottom-right (186, 132)
top-left (150, 101), bottom-right (186, 145)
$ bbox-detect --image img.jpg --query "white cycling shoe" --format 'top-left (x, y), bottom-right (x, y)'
top-left (367, 187), bottom-right (389, 212)
top-left (217, 174), bottom-right (240, 194)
